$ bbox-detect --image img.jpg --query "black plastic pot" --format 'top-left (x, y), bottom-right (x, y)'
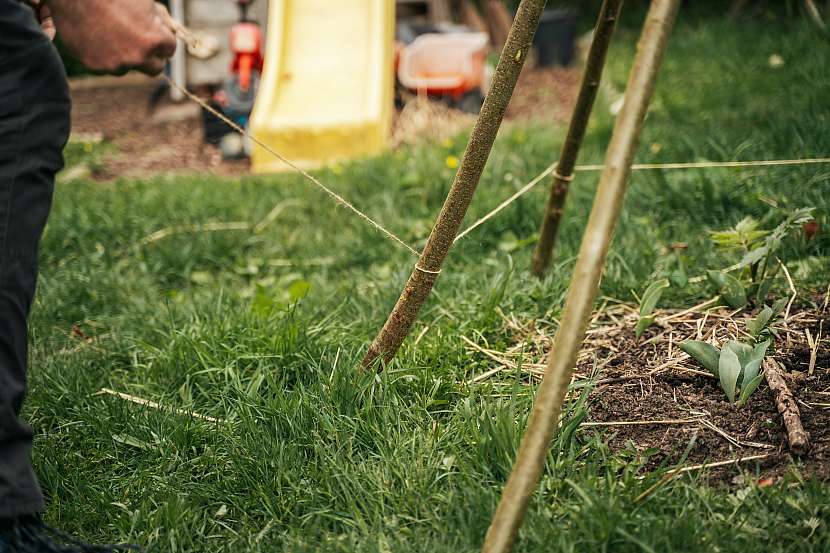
top-left (533, 8), bottom-right (577, 67)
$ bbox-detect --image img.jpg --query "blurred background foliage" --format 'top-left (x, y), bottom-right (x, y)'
top-left (56, 0), bottom-right (827, 76)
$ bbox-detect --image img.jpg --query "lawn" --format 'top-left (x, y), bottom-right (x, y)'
top-left (30, 10), bottom-right (830, 553)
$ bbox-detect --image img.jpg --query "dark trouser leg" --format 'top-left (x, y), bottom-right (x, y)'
top-left (0, 1), bottom-right (71, 518)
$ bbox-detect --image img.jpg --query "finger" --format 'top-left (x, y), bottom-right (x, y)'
top-left (155, 27), bottom-right (178, 60)
top-left (38, 5), bottom-right (55, 40)
top-left (152, 33), bottom-right (178, 61)
top-left (152, 4), bottom-right (178, 59)
top-left (137, 55), bottom-right (167, 77)
top-left (41, 17), bottom-right (56, 41)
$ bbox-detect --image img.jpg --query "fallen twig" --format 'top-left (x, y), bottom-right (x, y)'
top-left (581, 418), bottom-right (701, 427)
top-left (779, 260), bottom-right (797, 324)
top-left (136, 221), bottom-right (251, 248)
top-left (253, 199), bottom-right (304, 234)
top-left (699, 419), bottom-right (775, 450)
top-left (635, 453), bottom-right (774, 502)
top-left (663, 453), bottom-right (773, 476)
top-left (461, 335), bottom-right (518, 369)
top-left (763, 358), bottom-right (810, 455)
top-left (96, 388), bottom-right (224, 424)
top-left (806, 323), bottom-right (821, 376)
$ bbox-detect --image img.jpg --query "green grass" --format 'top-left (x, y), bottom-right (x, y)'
top-left (29, 13), bottom-right (830, 552)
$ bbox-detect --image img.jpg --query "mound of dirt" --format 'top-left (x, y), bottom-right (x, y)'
top-left (465, 295), bottom-right (830, 484)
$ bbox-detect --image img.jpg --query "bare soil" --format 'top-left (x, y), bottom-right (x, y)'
top-left (69, 79), bottom-right (249, 179)
top-left (583, 303), bottom-right (830, 483)
top-left (469, 296), bottom-right (830, 484)
top-left (68, 66), bottom-right (580, 179)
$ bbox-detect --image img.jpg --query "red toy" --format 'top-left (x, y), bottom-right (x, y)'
top-left (229, 6), bottom-right (263, 94)
top-left (212, 0), bottom-right (264, 158)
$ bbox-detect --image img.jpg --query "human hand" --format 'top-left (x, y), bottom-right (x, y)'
top-left (26, 0), bottom-right (55, 41)
top-left (47, 0), bottom-right (177, 75)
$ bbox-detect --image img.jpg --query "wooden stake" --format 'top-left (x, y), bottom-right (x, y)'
top-left (482, 3), bottom-right (680, 551)
top-left (429, 0), bottom-right (452, 23)
top-left (459, 0), bottom-right (489, 34)
top-left (483, 0), bottom-right (514, 48)
top-left (804, 0), bottom-right (827, 31)
top-left (361, 0), bottom-right (548, 369)
top-left (531, 0), bottom-right (623, 278)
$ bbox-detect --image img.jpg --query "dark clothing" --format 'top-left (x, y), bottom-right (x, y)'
top-left (0, 0), bottom-right (71, 517)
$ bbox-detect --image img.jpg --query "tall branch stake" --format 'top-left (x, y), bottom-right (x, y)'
top-left (361, 0), bottom-right (547, 368)
top-left (531, 0), bottom-right (623, 277)
top-left (482, 3), bottom-right (680, 552)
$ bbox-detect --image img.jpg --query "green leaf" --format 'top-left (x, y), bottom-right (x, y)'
top-left (739, 246), bottom-right (769, 269)
top-left (746, 306), bottom-right (773, 338)
top-left (639, 279), bottom-right (670, 316)
top-left (707, 270), bottom-right (726, 289)
top-left (679, 340), bottom-right (721, 376)
top-left (741, 340), bottom-right (770, 388)
top-left (763, 207), bottom-right (815, 259)
top-left (755, 272), bottom-right (775, 305)
top-left (718, 347), bottom-right (741, 403)
top-left (669, 249), bottom-right (689, 289)
top-left (669, 268), bottom-right (688, 288)
top-left (735, 217), bottom-right (760, 234)
top-left (771, 298), bottom-right (787, 318)
top-left (724, 340), bottom-right (753, 367)
top-left (635, 279), bottom-right (669, 338)
top-left (251, 285), bottom-right (280, 317)
top-left (189, 271), bottom-right (212, 284)
top-left (710, 217), bottom-right (768, 249)
top-left (737, 372), bottom-right (765, 407)
top-left (708, 271), bottom-right (747, 309)
top-left (635, 316), bottom-right (655, 338)
top-left (721, 274), bottom-right (747, 308)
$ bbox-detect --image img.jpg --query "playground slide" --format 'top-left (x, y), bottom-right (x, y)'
top-left (250, 0), bottom-right (395, 173)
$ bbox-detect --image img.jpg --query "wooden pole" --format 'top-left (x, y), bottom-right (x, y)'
top-left (483, 0), bottom-right (514, 47)
top-left (429, 0), bottom-right (453, 23)
top-left (361, 0), bottom-right (547, 369)
top-left (531, 0), bottom-right (624, 278)
top-left (482, 2), bottom-right (680, 551)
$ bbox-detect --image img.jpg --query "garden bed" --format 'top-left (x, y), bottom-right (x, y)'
top-left (465, 294), bottom-right (830, 483)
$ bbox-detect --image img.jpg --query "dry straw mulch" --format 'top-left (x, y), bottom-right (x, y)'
top-left (463, 293), bottom-right (830, 483)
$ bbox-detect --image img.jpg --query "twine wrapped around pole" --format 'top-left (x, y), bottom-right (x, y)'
top-left (481, 2), bottom-right (681, 551)
top-left (361, 0), bottom-right (548, 369)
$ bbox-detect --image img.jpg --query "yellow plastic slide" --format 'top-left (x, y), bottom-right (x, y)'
top-left (250, 0), bottom-right (395, 173)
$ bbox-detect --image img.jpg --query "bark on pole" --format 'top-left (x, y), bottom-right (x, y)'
top-left (361, 0), bottom-right (547, 369)
top-left (531, 0), bottom-right (623, 278)
top-left (482, 3), bottom-right (680, 552)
